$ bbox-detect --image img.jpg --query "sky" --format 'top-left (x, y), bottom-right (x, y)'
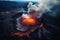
top-left (0, 0), bottom-right (59, 4)
top-left (10, 0), bottom-right (39, 2)
top-left (0, 0), bottom-right (39, 2)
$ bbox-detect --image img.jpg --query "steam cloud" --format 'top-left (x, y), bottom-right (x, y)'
top-left (27, 0), bottom-right (60, 17)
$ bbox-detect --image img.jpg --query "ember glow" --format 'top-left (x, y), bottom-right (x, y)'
top-left (22, 14), bottom-right (37, 27)
top-left (11, 32), bottom-right (30, 37)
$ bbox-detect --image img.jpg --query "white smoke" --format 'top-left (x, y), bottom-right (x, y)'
top-left (27, 0), bottom-right (60, 18)
top-left (38, 0), bottom-right (60, 5)
top-left (27, 2), bottom-right (50, 18)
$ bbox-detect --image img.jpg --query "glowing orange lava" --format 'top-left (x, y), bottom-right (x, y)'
top-left (11, 14), bottom-right (44, 37)
top-left (22, 15), bottom-right (37, 26)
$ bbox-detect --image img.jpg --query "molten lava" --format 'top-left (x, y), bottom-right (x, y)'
top-left (22, 15), bottom-right (37, 27)
top-left (11, 14), bottom-right (43, 37)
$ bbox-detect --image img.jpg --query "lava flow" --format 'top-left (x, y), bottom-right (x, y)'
top-left (11, 14), bottom-right (43, 37)
top-left (21, 14), bottom-right (37, 27)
